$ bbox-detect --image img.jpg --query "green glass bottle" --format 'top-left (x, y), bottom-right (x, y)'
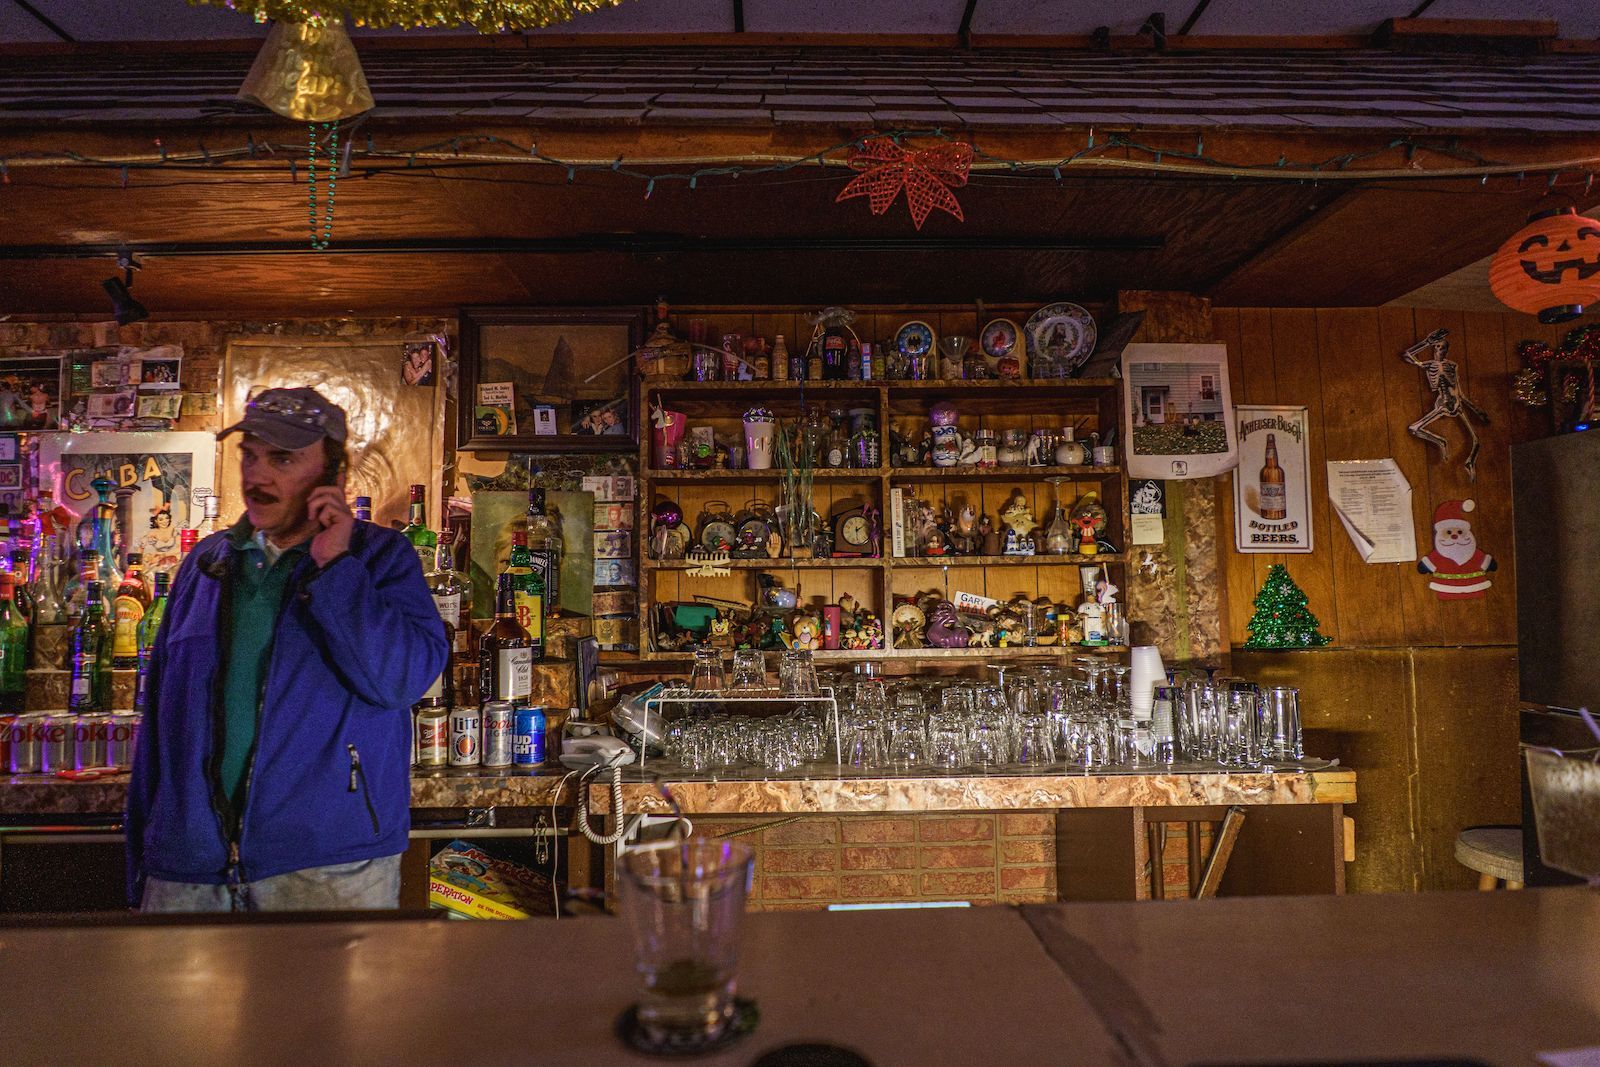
top-left (135, 571), bottom-right (169, 715)
top-left (0, 574), bottom-right (27, 712)
top-left (403, 484), bottom-right (437, 570)
top-left (506, 531), bottom-right (545, 661)
top-left (69, 580), bottom-right (111, 713)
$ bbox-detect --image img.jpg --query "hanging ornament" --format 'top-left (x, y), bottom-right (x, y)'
top-left (835, 135), bottom-right (972, 230)
top-left (307, 122), bottom-right (339, 251)
top-left (1399, 328), bottom-right (1490, 481)
top-left (1512, 325), bottom-right (1600, 408)
top-left (191, 0), bottom-right (626, 32)
top-left (1244, 564), bottom-right (1331, 650)
top-left (1488, 207), bottom-right (1600, 324)
top-left (237, 19), bottom-right (373, 123)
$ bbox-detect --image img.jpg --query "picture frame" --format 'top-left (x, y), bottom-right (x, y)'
top-left (0, 464), bottom-right (21, 490)
top-left (1121, 342), bottom-right (1239, 480)
top-left (1233, 405), bottom-right (1313, 554)
top-left (457, 307), bottom-right (642, 453)
top-left (136, 355), bottom-right (183, 391)
top-left (90, 360), bottom-right (133, 389)
top-left (0, 354), bottom-right (66, 431)
top-left (0, 434), bottom-right (18, 463)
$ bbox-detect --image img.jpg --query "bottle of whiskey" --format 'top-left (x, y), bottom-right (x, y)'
top-left (69, 581), bottom-right (111, 712)
top-left (112, 552), bottom-right (151, 669)
top-left (65, 550), bottom-right (112, 620)
top-left (135, 571), bottom-right (169, 714)
top-left (1258, 433), bottom-right (1288, 521)
top-left (403, 484), bottom-right (437, 569)
top-left (0, 574), bottom-right (27, 711)
top-left (9, 549), bottom-right (34, 625)
top-left (423, 542), bottom-right (462, 708)
top-left (479, 573), bottom-right (533, 705)
top-left (525, 489), bottom-right (562, 618)
top-left (196, 495), bottom-right (220, 538)
top-left (506, 532), bottom-right (546, 659)
top-left (772, 334), bottom-right (790, 381)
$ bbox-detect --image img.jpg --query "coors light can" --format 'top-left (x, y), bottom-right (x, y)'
top-left (481, 700), bottom-right (514, 769)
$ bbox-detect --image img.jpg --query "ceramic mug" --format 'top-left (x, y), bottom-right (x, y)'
top-left (744, 419), bottom-right (776, 469)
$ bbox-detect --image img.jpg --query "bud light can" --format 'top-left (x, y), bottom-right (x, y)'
top-left (416, 707), bottom-right (448, 768)
top-left (514, 707), bottom-right (546, 767)
top-left (448, 708), bottom-right (481, 768)
top-left (40, 712), bottom-right (74, 773)
top-left (482, 700), bottom-right (514, 769)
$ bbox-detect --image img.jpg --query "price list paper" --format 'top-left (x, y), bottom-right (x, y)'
top-left (1326, 459), bottom-right (1417, 564)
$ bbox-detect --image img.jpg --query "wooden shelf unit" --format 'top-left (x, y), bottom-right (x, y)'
top-left (639, 376), bottom-right (1132, 667)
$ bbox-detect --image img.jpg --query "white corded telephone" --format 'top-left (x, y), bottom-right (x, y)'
top-left (566, 733), bottom-right (636, 847)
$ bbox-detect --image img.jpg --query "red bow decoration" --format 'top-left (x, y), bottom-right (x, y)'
top-left (835, 135), bottom-right (973, 230)
top-left (1514, 325), bottom-right (1600, 407)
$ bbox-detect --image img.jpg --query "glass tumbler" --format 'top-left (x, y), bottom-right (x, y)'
top-left (619, 839), bottom-right (755, 1046)
top-left (729, 649), bottom-right (766, 691)
top-left (689, 649), bottom-right (726, 693)
top-left (1013, 712), bottom-right (1057, 767)
top-left (779, 650), bottom-right (820, 697)
top-left (1259, 686), bottom-right (1303, 761)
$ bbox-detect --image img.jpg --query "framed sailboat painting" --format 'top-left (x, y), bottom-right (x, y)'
top-left (458, 307), bottom-right (643, 453)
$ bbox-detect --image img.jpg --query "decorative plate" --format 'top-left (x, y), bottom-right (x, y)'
top-left (980, 318), bottom-right (1020, 360)
top-left (1024, 303), bottom-right (1097, 377)
top-left (894, 320), bottom-right (937, 359)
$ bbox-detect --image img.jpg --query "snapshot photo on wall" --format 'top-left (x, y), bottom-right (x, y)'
top-left (0, 355), bottom-right (65, 431)
top-left (1121, 343), bottom-right (1238, 480)
top-left (1234, 405), bottom-right (1313, 553)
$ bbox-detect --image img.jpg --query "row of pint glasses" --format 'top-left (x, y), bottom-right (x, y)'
top-left (661, 659), bottom-right (1302, 775)
top-left (1, 711), bottom-right (141, 773)
top-left (412, 702), bottom-right (547, 771)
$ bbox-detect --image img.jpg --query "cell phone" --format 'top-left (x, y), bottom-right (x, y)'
top-left (319, 454), bottom-right (345, 488)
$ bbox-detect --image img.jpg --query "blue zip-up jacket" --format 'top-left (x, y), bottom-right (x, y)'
top-left (125, 519), bottom-right (448, 903)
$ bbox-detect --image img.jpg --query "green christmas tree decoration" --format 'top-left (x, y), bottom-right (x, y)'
top-left (1244, 564), bottom-right (1332, 650)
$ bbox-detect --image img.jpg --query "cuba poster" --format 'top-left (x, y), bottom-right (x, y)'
top-left (38, 432), bottom-right (218, 580)
top-left (1233, 405), bottom-right (1313, 553)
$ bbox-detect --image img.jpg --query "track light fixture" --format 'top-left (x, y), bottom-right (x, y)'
top-left (102, 248), bottom-right (148, 326)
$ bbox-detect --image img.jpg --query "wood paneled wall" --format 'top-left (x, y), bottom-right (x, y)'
top-left (1217, 305), bottom-right (1565, 891)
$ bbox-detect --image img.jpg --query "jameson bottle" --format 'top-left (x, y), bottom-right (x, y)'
top-left (479, 573), bottom-right (534, 704)
top-left (69, 581), bottom-right (112, 712)
top-left (525, 488), bottom-right (562, 618)
top-left (506, 532), bottom-right (545, 656)
top-left (135, 572), bottom-right (169, 714)
top-left (403, 484), bottom-right (437, 570)
top-left (0, 574), bottom-right (27, 712)
top-left (112, 552), bottom-right (150, 669)
top-left (1258, 433), bottom-right (1288, 521)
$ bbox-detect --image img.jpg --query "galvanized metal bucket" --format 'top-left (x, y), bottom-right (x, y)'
top-left (1524, 745), bottom-right (1600, 880)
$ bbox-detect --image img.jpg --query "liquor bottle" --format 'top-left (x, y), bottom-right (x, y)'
top-left (196, 495), bottom-right (220, 538)
top-left (31, 534), bottom-right (66, 626)
top-left (179, 528), bottom-right (198, 560)
top-left (478, 573), bottom-right (533, 705)
top-left (353, 496), bottom-right (373, 523)
top-left (68, 581), bottom-right (111, 712)
top-left (772, 334), bottom-right (790, 381)
top-left (525, 489), bottom-right (562, 618)
top-left (112, 552), bottom-right (151, 669)
top-left (87, 477), bottom-right (123, 591)
top-left (9, 549), bottom-right (34, 624)
top-left (135, 571), bottom-right (169, 715)
top-left (66, 551), bottom-right (112, 620)
top-left (403, 484), bottom-right (437, 569)
top-left (1258, 433), bottom-right (1288, 521)
top-left (0, 574), bottom-right (26, 712)
top-left (506, 532), bottom-right (545, 657)
top-left (859, 342), bottom-right (875, 382)
top-left (423, 541), bottom-right (463, 706)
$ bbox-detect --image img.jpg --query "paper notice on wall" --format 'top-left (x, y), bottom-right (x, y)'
top-left (1326, 459), bottom-right (1417, 564)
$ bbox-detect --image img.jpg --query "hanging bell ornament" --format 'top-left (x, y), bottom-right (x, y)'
top-left (238, 19), bottom-right (373, 123)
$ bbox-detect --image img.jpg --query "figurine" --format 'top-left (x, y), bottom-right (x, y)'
top-left (978, 514), bottom-right (1000, 556)
top-left (766, 530), bottom-right (784, 559)
top-left (1000, 492), bottom-right (1036, 542)
top-left (957, 436), bottom-right (982, 467)
top-left (708, 616), bottom-right (734, 651)
top-left (1401, 328), bottom-right (1490, 480)
top-left (955, 505), bottom-right (979, 555)
top-left (1073, 514), bottom-right (1100, 556)
top-left (1003, 528), bottom-right (1019, 555)
top-left (789, 614), bottom-right (823, 651)
top-left (926, 600), bottom-right (971, 648)
top-left (891, 601), bottom-right (927, 647)
top-left (838, 592), bottom-right (861, 619)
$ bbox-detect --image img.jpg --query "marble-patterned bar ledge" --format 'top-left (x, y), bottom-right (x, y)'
top-left (591, 769), bottom-right (1357, 815)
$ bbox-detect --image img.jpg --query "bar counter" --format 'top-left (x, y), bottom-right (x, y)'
top-left (4, 888), bottom-right (1595, 1065)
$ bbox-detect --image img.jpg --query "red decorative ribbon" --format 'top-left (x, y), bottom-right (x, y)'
top-left (835, 135), bottom-right (973, 230)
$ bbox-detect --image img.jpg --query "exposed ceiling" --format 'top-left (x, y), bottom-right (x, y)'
top-left (2, 0), bottom-right (1598, 43)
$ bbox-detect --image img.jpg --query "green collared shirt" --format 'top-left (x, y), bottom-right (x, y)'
top-left (219, 521), bottom-right (310, 811)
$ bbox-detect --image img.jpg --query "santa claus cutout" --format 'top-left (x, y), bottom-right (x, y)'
top-left (1417, 499), bottom-right (1495, 600)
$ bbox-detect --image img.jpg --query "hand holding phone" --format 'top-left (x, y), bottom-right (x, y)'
top-left (306, 467), bottom-right (354, 568)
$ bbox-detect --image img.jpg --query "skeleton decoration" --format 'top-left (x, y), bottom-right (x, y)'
top-left (1401, 329), bottom-right (1490, 481)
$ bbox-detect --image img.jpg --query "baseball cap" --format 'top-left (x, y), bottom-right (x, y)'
top-left (219, 387), bottom-right (348, 450)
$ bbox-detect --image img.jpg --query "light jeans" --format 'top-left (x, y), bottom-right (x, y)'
top-left (141, 854), bottom-right (403, 913)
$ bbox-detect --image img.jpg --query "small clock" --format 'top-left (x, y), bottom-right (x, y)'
top-left (731, 502), bottom-right (775, 559)
top-left (831, 502), bottom-right (881, 558)
top-left (694, 500), bottom-right (737, 553)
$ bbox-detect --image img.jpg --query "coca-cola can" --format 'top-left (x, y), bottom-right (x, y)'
top-left (482, 700), bottom-right (514, 769)
top-left (448, 708), bottom-right (481, 768)
top-left (0, 713), bottom-right (14, 771)
top-left (8, 712), bottom-right (43, 772)
top-left (107, 713), bottom-right (140, 768)
top-left (416, 706), bottom-right (448, 768)
top-left (40, 712), bottom-right (74, 773)
top-left (75, 714), bottom-right (113, 769)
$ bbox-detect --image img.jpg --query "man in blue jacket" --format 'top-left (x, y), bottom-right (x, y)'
top-left (128, 387), bottom-right (448, 911)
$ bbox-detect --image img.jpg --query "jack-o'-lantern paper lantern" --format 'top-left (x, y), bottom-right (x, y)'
top-left (1489, 207), bottom-right (1600, 324)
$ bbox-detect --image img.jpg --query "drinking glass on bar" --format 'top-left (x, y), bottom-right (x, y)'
top-left (729, 649), bottom-right (766, 691)
top-left (779, 650), bottom-right (819, 697)
top-left (689, 649), bottom-right (726, 693)
top-left (1260, 686), bottom-right (1304, 761)
top-left (619, 839), bottom-right (755, 1046)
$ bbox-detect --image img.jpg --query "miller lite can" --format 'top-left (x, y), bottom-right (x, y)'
top-left (9, 712), bottom-right (43, 772)
top-left (40, 712), bottom-right (74, 773)
top-left (513, 707), bottom-right (546, 767)
top-left (482, 700), bottom-right (514, 769)
top-left (416, 707), bottom-right (448, 768)
top-left (448, 708), bottom-right (481, 768)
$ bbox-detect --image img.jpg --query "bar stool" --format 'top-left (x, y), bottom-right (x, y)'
top-left (1455, 826), bottom-right (1524, 890)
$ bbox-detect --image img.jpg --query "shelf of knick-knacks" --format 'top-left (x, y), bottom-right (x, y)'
top-left (648, 467), bottom-right (888, 482)
top-left (889, 464), bottom-right (1119, 481)
top-left (891, 553), bottom-right (1127, 567)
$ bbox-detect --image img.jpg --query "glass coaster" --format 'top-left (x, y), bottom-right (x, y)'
top-left (615, 998), bottom-right (759, 1058)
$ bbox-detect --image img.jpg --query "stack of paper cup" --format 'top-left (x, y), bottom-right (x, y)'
top-left (1129, 645), bottom-right (1166, 719)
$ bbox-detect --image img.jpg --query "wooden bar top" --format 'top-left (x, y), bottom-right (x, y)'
top-left (594, 767), bottom-right (1357, 814)
top-left (1, 889), bottom-right (1594, 1065)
